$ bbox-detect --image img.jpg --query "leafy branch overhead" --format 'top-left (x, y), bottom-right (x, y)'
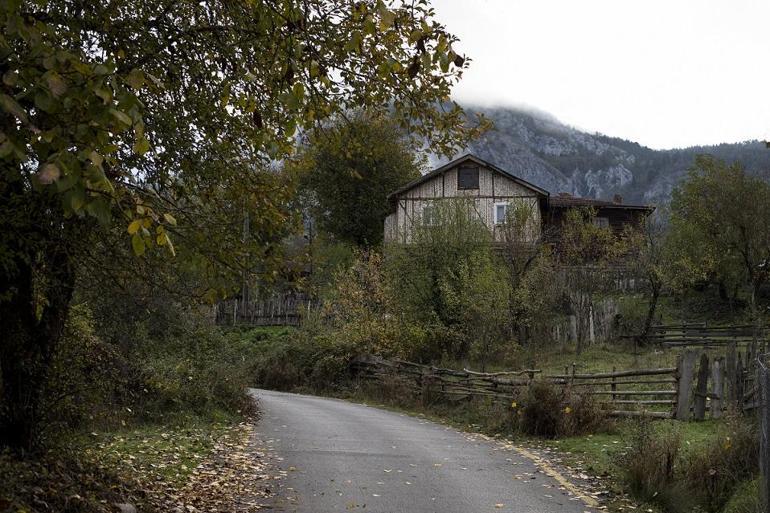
top-left (1, 0), bottom-right (486, 258)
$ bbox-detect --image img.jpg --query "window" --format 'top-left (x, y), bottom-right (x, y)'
top-left (422, 205), bottom-right (437, 226)
top-left (494, 202), bottom-right (508, 224)
top-left (457, 165), bottom-right (479, 190)
top-left (593, 216), bottom-right (610, 228)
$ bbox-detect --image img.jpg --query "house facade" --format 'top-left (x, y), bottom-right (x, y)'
top-left (384, 154), bottom-right (653, 244)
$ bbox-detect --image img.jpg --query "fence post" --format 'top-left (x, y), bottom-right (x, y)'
top-left (711, 358), bottom-right (723, 419)
top-left (726, 342), bottom-right (737, 402)
top-left (611, 366), bottom-right (617, 402)
top-left (758, 355), bottom-right (770, 512)
top-left (676, 349), bottom-right (697, 420)
top-left (736, 358), bottom-right (745, 410)
top-left (694, 353), bottom-right (709, 421)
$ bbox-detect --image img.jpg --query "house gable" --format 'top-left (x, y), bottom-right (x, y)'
top-left (385, 154), bottom-right (547, 243)
top-left (388, 154), bottom-right (549, 201)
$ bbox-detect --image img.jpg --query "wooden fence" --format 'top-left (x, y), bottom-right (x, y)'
top-left (758, 354), bottom-right (770, 511)
top-left (215, 294), bottom-right (313, 326)
top-left (649, 322), bottom-right (768, 350)
top-left (351, 355), bottom-right (678, 418)
top-left (351, 350), bottom-right (762, 421)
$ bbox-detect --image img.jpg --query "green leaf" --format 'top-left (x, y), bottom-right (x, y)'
top-left (88, 151), bottom-right (104, 166)
top-left (0, 94), bottom-right (29, 124)
top-left (131, 234), bottom-right (146, 256)
top-left (163, 213), bottom-right (177, 226)
top-left (220, 82), bottom-right (231, 106)
top-left (110, 108), bottom-right (132, 126)
top-left (165, 235), bottom-right (176, 256)
top-left (133, 137), bottom-right (150, 155)
top-left (126, 68), bottom-right (145, 90)
top-left (86, 197), bottom-right (111, 225)
top-left (94, 87), bottom-right (112, 104)
top-left (45, 71), bottom-right (67, 97)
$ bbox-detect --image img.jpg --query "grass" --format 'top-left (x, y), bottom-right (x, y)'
top-left (549, 419), bottom-right (722, 475)
top-left (519, 342), bottom-right (677, 375)
top-left (0, 415), bottom-right (243, 513)
top-left (86, 418), bottom-right (234, 485)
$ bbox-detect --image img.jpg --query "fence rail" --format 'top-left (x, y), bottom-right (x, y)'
top-left (351, 355), bottom-right (678, 418)
top-left (352, 347), bottom-right (766, 421)
top-left (649, 322), bottom-right (768, 351)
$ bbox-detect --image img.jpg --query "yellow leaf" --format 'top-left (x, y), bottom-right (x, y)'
top-left (127, 220), bottom-right (142, 235)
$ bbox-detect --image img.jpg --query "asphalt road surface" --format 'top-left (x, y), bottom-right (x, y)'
top-left (252, 389), bottom-right (596, 513)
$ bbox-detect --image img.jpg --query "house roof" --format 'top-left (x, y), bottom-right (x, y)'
top-left (387, 153), bottom-right (551, 200)
top-left (387, 153), bottom-right (655, 214)
top-left (548, 193), bottom-right (654, 212)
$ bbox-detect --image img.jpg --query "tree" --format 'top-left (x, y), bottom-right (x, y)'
top-left (386, 199), bottom-right (512, 363)
top-left (557, 207), bottom-right (633, 353)
top-left (296, 112), bottom-right (423, 247)
top-left (634, 213), bottom-right (668, 344)
top-left (669, 155), bottom-right (770, 322)
top-left (0, 0), bottom-right (482, 450)
top-left (496, 196), bottom-right (546, 344)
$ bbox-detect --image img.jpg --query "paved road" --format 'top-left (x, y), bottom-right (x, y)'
top-left (251, 389), bottom-right (596, 513)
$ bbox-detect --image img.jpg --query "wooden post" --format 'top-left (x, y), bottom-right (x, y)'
top-left (726, 342), bottom-right (737, 402)
top-left (694, 353), bottom-right (709, 421)
top-left (737, 358), bottom-right (745, 410)
top-left (711, 357), bottom-right (724, 419)
top-left (758, 357), bottom-right (770, 512)
top-left (611, 366), bottom-right (617, 402)
top-left (676, 349), bottom-right (697, 420)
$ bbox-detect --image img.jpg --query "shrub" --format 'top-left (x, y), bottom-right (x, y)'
top-left (42, 303), bottom-right (146, 434)
top-left (618, 419), bottom-right (689, 512)
top-left (518, 381), bottom-right (563, 437)
top-left (133, 324), bottom-right (258, 421)
top-left (723, 478), bottom-right (762, 513)
top-left (560, 389), bottom-right (608, 437)
top-left (683, 416), bottom-right (759, 512)
top-left (516, 382), bottom-right (609, 438)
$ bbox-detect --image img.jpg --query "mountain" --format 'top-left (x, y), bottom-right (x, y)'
top-left (443, 106), bottom-right (770, 205)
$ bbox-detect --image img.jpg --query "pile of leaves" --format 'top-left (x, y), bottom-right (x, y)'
top-left (0, 421), bottom-right (276, 513)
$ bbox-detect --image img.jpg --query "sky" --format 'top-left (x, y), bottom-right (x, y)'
top-left (432, 0), bottom-right (770, 149)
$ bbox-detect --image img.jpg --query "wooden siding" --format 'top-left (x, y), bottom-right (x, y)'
top-left (387, 163), bottom-right (543, 243)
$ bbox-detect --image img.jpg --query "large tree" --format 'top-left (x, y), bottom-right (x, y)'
top-left (297, 112), bottom-right (424, 247)
top-left (669, 155), bottom-right (770, 318)
top-left (0, 0), bottom-right (482, 450)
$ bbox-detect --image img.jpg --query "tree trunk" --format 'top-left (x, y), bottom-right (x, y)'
top-left (0, 183), bottom-right (76, 452)
top-left (640, 283), bottom-right (661, 345)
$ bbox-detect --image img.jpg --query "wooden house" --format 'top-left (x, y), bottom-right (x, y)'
top-left (384, 154), bottom-right (653, 244)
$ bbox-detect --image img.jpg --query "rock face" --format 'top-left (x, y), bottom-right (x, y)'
top-left (437, 106), bottom-right (770, 205)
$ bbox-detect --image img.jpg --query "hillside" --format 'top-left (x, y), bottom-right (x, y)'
top-left (445, 106), bottom-right (770, 205)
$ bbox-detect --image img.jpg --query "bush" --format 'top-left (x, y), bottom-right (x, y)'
top-left (248, 316), bottom-right (357, 392)
top-left (618, 419), bottom-right (689, 512)
top-left (560, 388), bottom-right (608, 437)
top-left (138, 325), bottom-right (258, 420)
top-left (42, 303), bottom-right (146, 434)
top-left (723, 478), bottom-right (762, 513)
top-left (518, 381), bottom-right (563, 437)
top-left (517, 382), bottom-right (609, 438)
top-left (683, 416), bottom-right (758, 512)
